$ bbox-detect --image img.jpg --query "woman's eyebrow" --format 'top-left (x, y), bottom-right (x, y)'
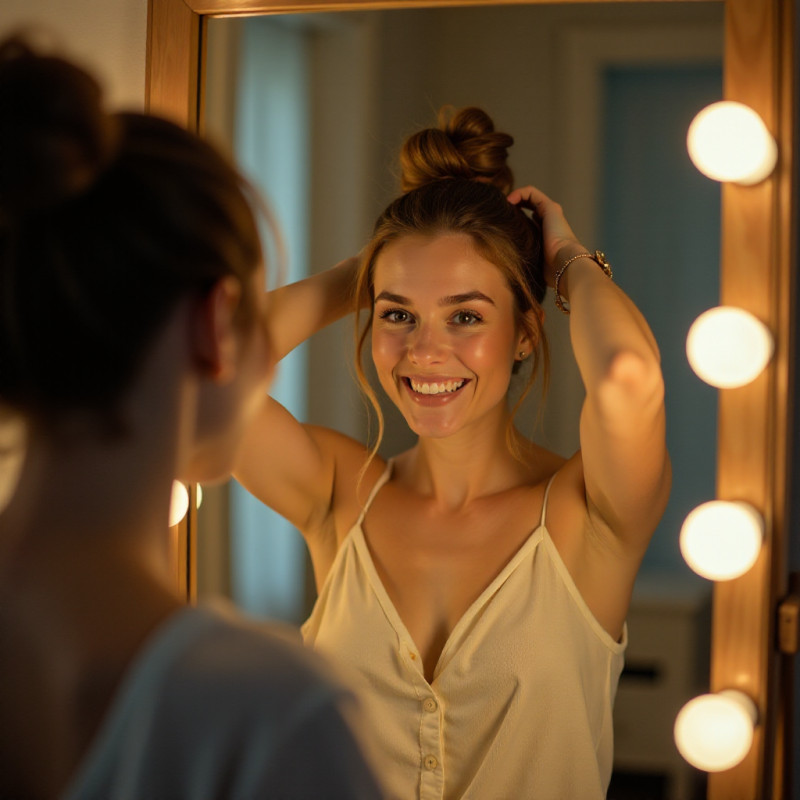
top-left (374, 291), bottom-right (410, 304)
top-left (439, 291), bottom-right (495, 307)
top-left (374, 290), bottom-right (495, 306)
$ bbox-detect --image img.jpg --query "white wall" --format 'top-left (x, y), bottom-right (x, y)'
top-left (0, 0), bottom-right (147, 110)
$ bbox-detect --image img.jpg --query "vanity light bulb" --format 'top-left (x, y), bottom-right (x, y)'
top-left (687, 101), bottom-right (777, 184)
top-left (686, 306), bottom-right (773, 388)
top-left (169, 480), bottom-right (190, 527)
top-left (674, 690), bottom-right (757, 771)
top-left (196, 484), bottom-right (204, 509)
top-left (680, 501), bottom-right (763, 580)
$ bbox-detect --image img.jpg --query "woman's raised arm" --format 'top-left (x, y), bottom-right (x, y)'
top-left (233, 256), bottom-right (364, 536)
top-left (509, 185), bottom-right (671, 636)
top-left (509, 185), bottom-right (670, 545)
top-left (267, 255), bottom-right (361, 361)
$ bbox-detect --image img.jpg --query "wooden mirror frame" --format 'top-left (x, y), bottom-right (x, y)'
top-left (145, 0), bottom-right (796, 797)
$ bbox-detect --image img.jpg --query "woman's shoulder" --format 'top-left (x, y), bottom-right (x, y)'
top-left (531, 448), bottom-right (588, 525)
top-left (304, 424), bottom-right (387, 483)
top-left (64, 601), bottom-right (380, 800)
top-left (303, 428), bottom-right (391, 507)
top-left (297, 426), bottom-right (385, 521)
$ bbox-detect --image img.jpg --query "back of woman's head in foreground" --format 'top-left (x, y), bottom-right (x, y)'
top-left (0, 37), bottom-right (265, 435)
top-left (355, 106), bottom-right (548, 454)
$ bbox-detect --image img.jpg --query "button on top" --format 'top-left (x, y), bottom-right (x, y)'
top-left (423, 697), bottom-right (438, 713)
top-left (424, 755), bottom-right (439, 771)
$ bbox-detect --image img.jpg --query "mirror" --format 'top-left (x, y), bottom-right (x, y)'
top-left (200, 9), bottom-right (723, 794)
top-left (200, 2), bottom-right (725, 555)
top-left (146, 0), bottom-right (794, 797)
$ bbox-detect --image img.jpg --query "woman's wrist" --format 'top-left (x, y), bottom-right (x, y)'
top-left (552, 243), bottom-right (591, 271)
top-left (552, 248), bottom-right (613, 315)
top-left (550, 243), bottom-right (590, 302)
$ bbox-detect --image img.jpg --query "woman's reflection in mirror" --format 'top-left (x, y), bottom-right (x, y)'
top-left (236, 106), bottom-right (671, 799)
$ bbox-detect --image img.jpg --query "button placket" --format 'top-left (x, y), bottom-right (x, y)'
top-left (419, 690), bottom-right (444, 799)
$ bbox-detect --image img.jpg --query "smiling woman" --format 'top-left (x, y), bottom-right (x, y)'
top-left (231, 105), bottom-right (670, 798)
top-left (357, 155), bottom-right (548, 456)
top-left (371, 233), bottom-right (526, 440)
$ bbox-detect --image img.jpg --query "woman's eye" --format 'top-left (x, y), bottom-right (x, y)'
top-left (379, 308), bottom-right (412, 324)
top-left (451, 310), bottom-right (482, 326)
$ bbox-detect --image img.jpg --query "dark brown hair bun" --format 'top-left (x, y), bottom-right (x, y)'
top-left (0, 37), bottom-right (119, 218)
top-left (400, 106), bottom-right (514, 194)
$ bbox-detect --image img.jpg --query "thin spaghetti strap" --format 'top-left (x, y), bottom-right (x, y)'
top-left (358, 458), bottom-right (394, 520)
top-left (539, 473), bottom-right (557, 528)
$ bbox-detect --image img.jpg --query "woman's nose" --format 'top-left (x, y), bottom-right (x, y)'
top-left (408, 324), bottom-right (446, 364)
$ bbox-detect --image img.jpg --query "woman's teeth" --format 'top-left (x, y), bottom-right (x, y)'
top-left (410, 379), bottom-right (465, 395)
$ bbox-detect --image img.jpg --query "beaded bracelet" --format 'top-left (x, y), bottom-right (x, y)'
top-left (553, 250), bottom-right (613, 315)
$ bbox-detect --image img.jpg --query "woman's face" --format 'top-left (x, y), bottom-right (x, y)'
top-left (371, 233), bottom-right (529, 440)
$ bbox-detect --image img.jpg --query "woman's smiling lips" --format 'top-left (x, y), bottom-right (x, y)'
top-left (401, 375), bottom-right (470, 403)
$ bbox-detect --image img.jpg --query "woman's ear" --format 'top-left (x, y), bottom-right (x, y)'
top-left (516, 308), bottom-right (543, 360)
top-left (191, 276), bottom-right (243, 383)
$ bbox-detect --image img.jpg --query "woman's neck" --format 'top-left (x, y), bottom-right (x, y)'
top-left (1, 426), bottom-right (177, 581)
top-left (400, 408), bottom-right (534, 510)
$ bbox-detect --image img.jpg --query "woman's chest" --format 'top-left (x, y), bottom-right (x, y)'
top-left (361, 489), bottom-right (541, 679)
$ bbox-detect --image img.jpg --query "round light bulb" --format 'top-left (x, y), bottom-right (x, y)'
top-left (169, 480), bottom-right (189, 527)
top-left (674, 690), bottom-right (757, 771)
top-left (686, 306), bottom-right (773, 388)
top-left (687, 101), bottom-right (777, 184)
top-left (680, 501), bottom-right (763, 580)
top-left (196, 483), bottom-right (203, 509)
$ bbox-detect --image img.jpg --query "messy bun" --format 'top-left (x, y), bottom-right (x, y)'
top-left (0, 37), bottom-right (119, 217)
top-left (400, 106), bottom-right (514, 194)
top-left (0, 36), bottom-right (266, 431)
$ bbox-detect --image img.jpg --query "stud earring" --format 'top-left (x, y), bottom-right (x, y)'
top-left (519, 350), bottom-right (527, 359)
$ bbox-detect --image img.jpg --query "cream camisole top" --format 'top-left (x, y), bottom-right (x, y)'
top-left (302, 461), bottom-right (627, 800)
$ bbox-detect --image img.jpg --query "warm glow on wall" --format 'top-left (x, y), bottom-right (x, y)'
top-left (687, 101), bottom-right (777, 185)
top-left (686, 307), bottom-right (773, 388)
top-left (674, 690), bottom-right (757, 771)
top-left (680, 501), bottom-right (763, 581)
